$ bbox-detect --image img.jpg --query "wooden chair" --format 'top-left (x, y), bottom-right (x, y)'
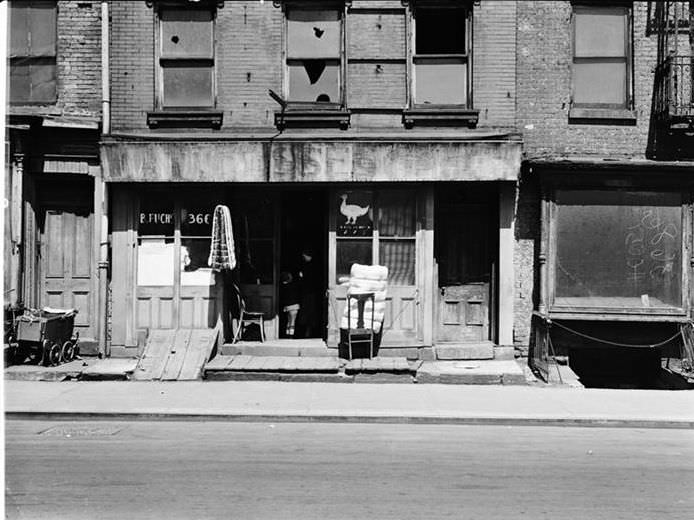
top-left (231, 283), bottom-right (266, 343)
top-left (346, 292), bottom-right (376, 360)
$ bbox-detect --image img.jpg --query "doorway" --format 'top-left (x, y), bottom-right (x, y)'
top-left (36, 175), bottom-right (96, 343)
top-left (434, 185), bottom-right (497, 344)
top-left (279, 190), bottom-right (327, 339)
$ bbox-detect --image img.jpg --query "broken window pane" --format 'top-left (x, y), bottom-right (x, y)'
top-left (287, 9), bottom-right (340, 59)
top-left (162, 63), bottom-right (213, 107)
top-left (415, 8), bottom-right (466, 55)
top-left (288, 60), bottom-right (339, 103)
top-left (161, 9), bottom-right (213, 59)
top-left (415, 59), bottom-right (466, 105)
top-left (575, 11), bottom-right (626, 58)
top-left (574, 61), bottom-right (626, 105)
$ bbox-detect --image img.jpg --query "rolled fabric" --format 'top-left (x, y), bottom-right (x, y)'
top-left (350, 263), bottom-right (388, 281)
top-left (348, 279), bottom-right (387, 293)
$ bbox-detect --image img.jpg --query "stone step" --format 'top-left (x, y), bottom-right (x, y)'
top-left (435, 342), bottom-right (495, 360)
top-left (416, 360), bottom-right (527, 385)
top-left (220, 341), bottom-right (333, 358)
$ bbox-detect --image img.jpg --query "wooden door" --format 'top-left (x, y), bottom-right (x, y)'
top-left (40, 207), bottom-right (95, 341)
top-left (435, 204), bottom-right (491, 343)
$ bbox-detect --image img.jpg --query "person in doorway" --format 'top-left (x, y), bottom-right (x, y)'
top-left (280, 271), bottom-right (301, 338)
top-left (296, 248), bottom-right (320, 338)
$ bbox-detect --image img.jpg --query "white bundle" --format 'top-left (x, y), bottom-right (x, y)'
top-left (341, 264), bottom-right (388, 332)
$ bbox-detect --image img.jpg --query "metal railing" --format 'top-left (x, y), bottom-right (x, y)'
top-left (655, 55), bottom-right (694, 123)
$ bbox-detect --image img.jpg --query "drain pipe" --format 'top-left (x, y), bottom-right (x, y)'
top-left (98, 0), bottom-right (111, 357)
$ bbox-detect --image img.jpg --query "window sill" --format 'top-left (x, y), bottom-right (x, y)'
top-left (274, 108), bottom-right (351, 131)
top-left (403, 107), bottom-right (479, 129)
top-left (147, 110), bottom-right (223, 129)
top-left (568, 107), bottom-right (636, 124)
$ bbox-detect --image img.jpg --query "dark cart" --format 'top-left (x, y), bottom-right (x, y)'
top-left (8, 308), bottom-right (79, 366)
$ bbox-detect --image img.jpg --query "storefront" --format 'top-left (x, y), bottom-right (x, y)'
top-left (530, 161), bottom-right (694, 380)
top-left (102, 137), bottom-right (521, 357)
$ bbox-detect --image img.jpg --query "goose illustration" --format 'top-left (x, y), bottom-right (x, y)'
top-left (340, 194), bottom-right (370, 224)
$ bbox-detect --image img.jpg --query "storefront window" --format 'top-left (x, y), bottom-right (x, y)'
top-left (335, 189), bottom-right (417, 285)
top-left (554, 190), bottom-right (683, 310)
top-left (181, 202), bottom-right (215, 286)
top-left (138, 196), bottom-right (174, 286)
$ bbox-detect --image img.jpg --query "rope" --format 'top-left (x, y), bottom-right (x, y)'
top-left (548, 319), bottom-right (683, 349)
top-left (380, 288), bottom-right (419, 341)
top-left (546, 331), bottom-right (563, 384)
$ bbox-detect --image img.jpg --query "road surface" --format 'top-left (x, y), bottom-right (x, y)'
top-left (5, 420), bottom-right (694, 519)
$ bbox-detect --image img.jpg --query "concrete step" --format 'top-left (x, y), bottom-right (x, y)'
top-left (415, 360), bottom-right (527, 385)
top-left (220, 340), bottom-right (332, 358)
top-left (434, 342), bottom-right (495, 360)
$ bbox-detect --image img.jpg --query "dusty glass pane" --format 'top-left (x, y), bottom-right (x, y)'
top-left (415, 8), bottom-right (466, 55)
top-left (337, 191), bottom-right (373, 237)
top-left (415, 60), bottom-right (466, 105)
top-left (380, 240), bottom-right (415, 285)
top-left (161, 10), bottom-right (213, 58)
top-left (336, 240), bottom-right (372, 283)
top-left (237, 240), bottom-right (274, 284)
top-left (287, 9), bottom-right (340, 58)
top-left (379, 191), bottom-right (416, 237)
top-left (574, 61), bottom-right (626, 105)
top-left (288, 61), bottom-right (339, 102)
top-left (555, 191), bottom-right (682, 309)
top-left (137, 238), bottom-right (175, 286)
top-left (575, 11), bottom-right (626, 58)
top-left (9, 5), bottom-right (28, 56)
top-left (30, 62), bottom-right (57, 102)
top-left (162, 63), bottom-right (213, 107)
top-left (29, 2), bottom-right (56, 56)
top-left (10, 63), bottom-right (31, 103)
top-left (139, 197), bottom-right (174, 236)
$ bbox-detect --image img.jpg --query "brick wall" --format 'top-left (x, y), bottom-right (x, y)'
top-left (473, 0), bottom-right (517, 129)
top-left (55, 1), bottom-right (102, 118)
top-left (517, 1), bottom-right (656, 159)
top-left (108, 0), bottom-right (519, 132)
top-left (110, 0), bottom-right (154, 131)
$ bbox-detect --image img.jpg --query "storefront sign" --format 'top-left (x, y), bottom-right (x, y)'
top-left (337, 191), bottom-right (373, 237)
top-left (140, 212), bottom-right (173, 225)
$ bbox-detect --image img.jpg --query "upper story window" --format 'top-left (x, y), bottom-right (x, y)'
top-left (158, 8), bottom-right (215, 109)
top-left (412, 3), bottom-right (470, 107)
top-left (9, 0), bottom-right (57, 104)
top-left (286, 6), bottom-right (343, 106)
top-left (572, 3), bottom-right (632, 110)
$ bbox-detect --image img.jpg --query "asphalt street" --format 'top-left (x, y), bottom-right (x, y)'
top-left (5, 420), bottom-right (694, 520)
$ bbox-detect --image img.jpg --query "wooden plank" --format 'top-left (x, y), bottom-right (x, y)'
top-left (133, 329), bottom-right (175, 380)
top-left (179, 329), bottom-right (217, 380)
top-left (204, 355), bottom-right (234, 371)
top-left (161, 329), bottom-right (192, 380)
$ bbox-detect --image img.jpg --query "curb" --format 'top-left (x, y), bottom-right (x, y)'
top-left (6, 411), bottom-right (694, 430)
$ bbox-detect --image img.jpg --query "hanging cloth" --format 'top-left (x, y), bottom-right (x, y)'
top-left (208, 204), bottom-right (236, 271)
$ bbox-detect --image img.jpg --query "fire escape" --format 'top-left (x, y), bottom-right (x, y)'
top-left (651, 1), bottom-right (694, 159)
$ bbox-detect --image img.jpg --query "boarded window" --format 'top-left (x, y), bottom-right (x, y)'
top-left (554, 190), bottom-right (683, 310)
top-left (9, 1), bottom-right (57, 104)
top-left (287, 9), bottom-right (341, 103)
top-left (159, 9), bottom-right (214, 108)
top-left (413, 7), bottom-right (468, 106)
top-left (573, 6), bottom-right (630, 107)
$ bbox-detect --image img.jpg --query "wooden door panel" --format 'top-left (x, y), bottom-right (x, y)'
top-left (136, 288), bottom-right (176, 329)
top-left (436, 283), bottom-right (489, 343)
top-left (41, 208), bottom-right (95, 340)
top-left (240, 283), bottom-right (276, 339)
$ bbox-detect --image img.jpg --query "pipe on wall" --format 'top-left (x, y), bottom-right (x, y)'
top-left (101, 0), bottom-right (110, 135)
top-left (98, 1), bottom-right (110, 356)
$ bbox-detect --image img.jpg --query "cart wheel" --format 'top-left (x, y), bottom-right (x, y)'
top-left (61, 341), bottom-right (76, 363)
top-left (47, 342), bottom-right (61, 367)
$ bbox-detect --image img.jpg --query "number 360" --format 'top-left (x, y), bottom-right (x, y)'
top-left (187, 213), bottom-right (210, 225)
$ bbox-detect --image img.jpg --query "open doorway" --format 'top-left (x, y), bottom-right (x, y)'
top-left (279, 190), bottom-right (328, 339)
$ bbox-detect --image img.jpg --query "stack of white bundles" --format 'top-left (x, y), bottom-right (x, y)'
top-left (341, 263), bottom-right (388, 332)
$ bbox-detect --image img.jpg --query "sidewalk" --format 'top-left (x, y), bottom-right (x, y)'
top-left (4, 380), bottom-right (694, 428)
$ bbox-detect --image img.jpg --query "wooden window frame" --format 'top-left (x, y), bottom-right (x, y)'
top-left (9, 0), bottom-right (58, 105)
top-left (402, 0), bottom-right (478, 128)
top-left (569, 3), bottom-right (635, 121)
top-left (147, 2), bottom-right (223, 129)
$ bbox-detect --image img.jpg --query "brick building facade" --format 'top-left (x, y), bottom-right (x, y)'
top-left (6, 0), bottom-right (693, 381)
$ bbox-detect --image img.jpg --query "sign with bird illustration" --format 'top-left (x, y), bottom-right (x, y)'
top-left (337, 191), bottom-right (372, 237)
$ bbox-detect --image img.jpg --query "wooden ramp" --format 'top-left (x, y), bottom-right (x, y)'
top-left (133, 328), bottom-right (218, 381)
